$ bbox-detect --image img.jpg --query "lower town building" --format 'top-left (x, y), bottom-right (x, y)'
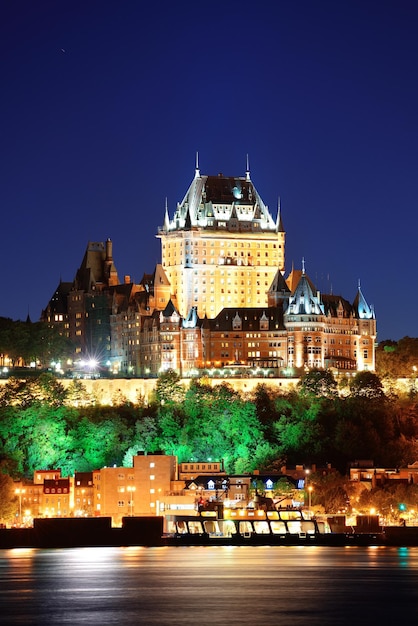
top-left (9, 456), bottom-right (326, 527)
top-left (10, 455), bottom-right (418, 528)
top-left (349, 461), bottom-right (418, 486)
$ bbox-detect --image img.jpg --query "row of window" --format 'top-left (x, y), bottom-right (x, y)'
top-left (164, 241), bottom-right (281, 249)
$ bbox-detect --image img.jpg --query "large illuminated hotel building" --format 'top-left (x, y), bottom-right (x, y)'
top-left (42, 161), bottom-right (376, 377)
top-left (158, 159), bottom-right (284, 319)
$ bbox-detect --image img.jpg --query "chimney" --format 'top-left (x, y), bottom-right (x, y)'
top-left (105, 238), bottom-right (113, 261)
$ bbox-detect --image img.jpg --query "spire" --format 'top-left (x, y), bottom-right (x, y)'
top-left (276, 196), bottom-right (284, 232)
top-left (164, 197), bottom-right (169, 231)
top-left (354, 280), bottom-right (374, 319)
top-left (195, 151), bottom-right (200, 178)
top-left (245, 154), bottom-right (250, 181)
top-left (285, 267), bottom-right (323, 316)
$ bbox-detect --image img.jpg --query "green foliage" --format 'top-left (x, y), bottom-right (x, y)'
top-left (273, 394), bottom-right (326, 462)
top-left (357, 482), bottom-right (418, 522)
top-left (349, 371), bottom-right (385, 399)
top-left (0, 374), bottom-right (67, 408)
top-left (0, 400), bottom-right (137, 477)
top-left (180, 381), bottom-right (271, 472)
top-left (70, 415), bottom-right (129, 471)
top-left (0, 317), bottom-right (31, 366)
top-left (251, 383), bottom-right (282, 439)
top-left (310, 472), bottom-right (351, 514)
top-left (376, 337), bottom-right (418, 380)
top-left (0, 317), bottom-right (74, 368)
top-left (30, 373), bottom-right (67, 406)
top-left (0, 470), bottom-right (16, 524)
top-left (155, 369), bottom-right (185, 405)
top-left (298, 369), bottom-right (338, 399)
top-left (1, 369), bottom-right (418, 481)
top-left (123, 414), bottom-right (161, 466)
top-left (64, 379), bottom-right (91, 406)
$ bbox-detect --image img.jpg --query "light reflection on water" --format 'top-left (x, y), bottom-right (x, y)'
top-left (1, 546), bottom-right (418, 625)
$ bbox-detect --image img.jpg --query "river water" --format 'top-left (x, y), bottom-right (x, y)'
top-left (1, 545), bottom-right (417, 625)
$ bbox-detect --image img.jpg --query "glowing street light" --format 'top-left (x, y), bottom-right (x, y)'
top-left (308, 486), bottom-right (313, 512)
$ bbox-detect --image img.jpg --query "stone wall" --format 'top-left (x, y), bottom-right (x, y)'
top-left (0, 376), bottom-right (299, 405)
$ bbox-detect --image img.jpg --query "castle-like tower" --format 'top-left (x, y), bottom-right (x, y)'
top-left (157, 157), bottom-right (285, 319)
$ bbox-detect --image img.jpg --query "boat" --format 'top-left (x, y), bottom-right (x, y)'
top-left (2, 510), bottom-right (417, 548)
top-left (162, 507), bottom-right (379, 546)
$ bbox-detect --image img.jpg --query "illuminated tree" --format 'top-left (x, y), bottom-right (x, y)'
top-left (298, 368), bottom-right (338, 399)
top-left (311, 472), bottom-right (352, 514)
top-left (376, 337), bottom-right (418, 380)
top-left (0, 374), bottom-right (67, 408)
top-left (0, 317), bottom-right (30, 366)
top-left (273, 394), bottom-right (326, 463)
top-left (251, 383), bottom-right (282, 439)
top-left (0, 317), bottom-right (73, 368)
top-left (123, 416), bottom-right (161, 466)
top-left (349, 371), bottom-right (385, 399)
top-left (0, 408), bottom-right (29, 475)
top-left (0, 470), bottom-right (16, 525)
top-left (0, 405), bottom-right (75, 476)
top-left (155, 369), bottom-right (185, 405)
top-left (272, 476), bottom-right (296, 499)
top-left (64, 379), bottom-right (92, 406)
top-left (29, 373), bottom-right (67, 406)
top-left (23, 406), bottom-right (71, 473)
top-left (0, 378), bottom-right (30, 407)
top-left (357, 483), bottom-right (418, 523)
top-left (70, 415), bottom-right (130, 471)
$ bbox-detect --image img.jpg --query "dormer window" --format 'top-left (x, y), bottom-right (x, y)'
top-left (232, 313), bottom-right (242, 330)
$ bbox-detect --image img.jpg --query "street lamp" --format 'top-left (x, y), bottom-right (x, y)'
top-left (304, 469), bottom-right (310, 509)
top-left (308, 486), bottom-right (313, 512)
top-left (15, 488), bottom-right (26, 526)
top-left (127, 486), bottom-right (136, 516)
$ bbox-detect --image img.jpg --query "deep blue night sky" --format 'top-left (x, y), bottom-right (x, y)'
top-left (1, 1), bottom-right (418, 341)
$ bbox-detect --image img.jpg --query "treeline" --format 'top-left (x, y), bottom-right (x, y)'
top-left (0, 316), bottom-right (73, 368)
top-left (1, 370), bottom-right (418, 479)
top-left (376, 336), bottom-right (418, 379)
